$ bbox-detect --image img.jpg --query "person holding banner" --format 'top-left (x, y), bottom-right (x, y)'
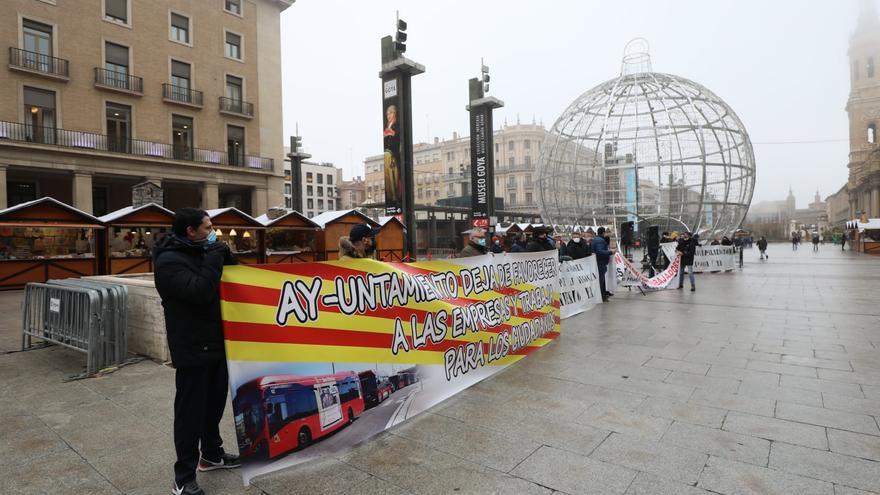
top-left (591, 227), bottom-right (615, 301)
top-left (527, 226), bottom-right (555, 252)
top-left (153, 208), bottom-right (241, 495)
top-left (459, 228), bottom-right (488, 257)
top-left (566, 231), bottom-right (592, 260)
top-left (339, 224), bottom-right (379, 261)
top-left (676, 231), bottom-right (698, 291)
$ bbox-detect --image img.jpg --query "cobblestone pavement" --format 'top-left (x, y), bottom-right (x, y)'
top-left (1, 243), bottom-right (878, 494)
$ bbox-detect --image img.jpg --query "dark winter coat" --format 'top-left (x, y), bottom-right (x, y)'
top-left (459, 241), bottom-right (488, 258)
top-left (153, 234), bottom-right (237, 368)
top-left (757, 238), bottom-right (768, 250)
top-left (676, 237), bottom-right (697, 266)
top-left (591, 236), bottom-right (613, 265)
top-left (566, 239), bottom-right (592, 260)
top-left (510, 241), bottom-right (526, 253)
top-left (526, 237), bottom-right (554, 252)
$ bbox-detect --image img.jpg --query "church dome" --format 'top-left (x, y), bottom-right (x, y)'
top-left (536, 39), bottom-right (756, 236)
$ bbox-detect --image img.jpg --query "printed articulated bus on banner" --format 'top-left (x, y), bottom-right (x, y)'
top-left (219, 251), bottom-right (560, 484)
top-left (614, 251), bottom-right (681, 290)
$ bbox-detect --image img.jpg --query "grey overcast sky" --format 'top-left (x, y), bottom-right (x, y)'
top-left (280, 0), bottom-right (858, 208)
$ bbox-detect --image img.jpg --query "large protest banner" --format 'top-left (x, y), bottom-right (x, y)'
top-left (614, 251), bottom-right (681, 290)
top-left (219, 251), bottom-right (560, 484)
top-left (660, 243), bottom-right (736, 273)
top-left (558, 255), bottom-right (603, 318)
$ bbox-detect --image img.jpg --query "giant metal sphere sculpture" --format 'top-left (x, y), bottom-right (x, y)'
top-left (536, 40), bottom-right (755, 238)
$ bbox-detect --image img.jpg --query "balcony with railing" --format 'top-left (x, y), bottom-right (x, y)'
top-left (94, 68), bottom-right (143, 95)
top-left (8, 47), bottom-right (69, 80)
top-left (162, 83), bottom-right (203, 108)
top-left (219, 97), bottom-right (253, 118)
top-left (0, 120), bottom-right (273, 171)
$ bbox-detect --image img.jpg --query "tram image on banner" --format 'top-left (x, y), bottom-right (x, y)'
top-left (233, 371), bottom-right (365, 461)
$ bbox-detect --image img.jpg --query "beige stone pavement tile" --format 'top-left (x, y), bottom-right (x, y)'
top-left (782, 355), bottom-right (853, 371)
top-left (662, 421), bottom-right (771, 467)
top-left (624, 472), bottom-right (714, 494)
top-left (822, 392), bottom-right (880, 417)
top-left (723, 411), bottom-right (828, 450)
top-left (575, 403), bottom-right (672, 441)
top-left (770, 442), bottom-right (880, 493)
top-left (698, 455), bottom-right (834, 495)
top-left (737, 381), bottom-right (824, 407)
top-left (828, 428), bottom-right (880, 462)
top-left (688, 388), bottom-right (776, 418)
top-left (644, 356), bottom-right (711, 375)
top-left (510, 445), bottom-right (637, 495)
top-left (636, 396), bottom-right (727, 428)
top-left (0, 450), bottom-right (122, 495)
top-left (775, 401), bottom-right (879, 435)
top-left (780, 375), bottom-right (866, 398)
top-left (747, 360), bottom-right (819, 378)
top-left (664, 370), bottom-right (740, 394)
top-left (590, 432), bottom-right (709, 485)
top-left (342, 476), bottom-right (413, 495)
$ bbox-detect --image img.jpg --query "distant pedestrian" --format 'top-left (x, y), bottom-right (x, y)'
top-left (154, 208), bottom-right (241, 495)
top-left (757, 236), bottom-right (768, 260)
top-left (527, 227), bottom-right (555, 252)
top-left (710, 238), bottom-right (720, 246)
top-left (490, 235), bottom-right (504, 253)
top-left (812, 232), bottom-right (820, 252)
top-left (510, 232), bottom-right (527, 253)
top-left (721, 236), bottom-right (732, 246)
top-left (841, 233), bottom-right (847, 251)
top-left (791, 232), bottom-right (799, 251)
top-left (591, 227), bottom-right (615, 301)
top-left (566, 231), bottom-right (592, 259)
top-left (459, 228), bottom-right (488, 258)
top-left (676, 231), bottom-right (698, 292)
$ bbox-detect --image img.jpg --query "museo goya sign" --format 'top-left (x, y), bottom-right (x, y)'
top-left (219, 251), bottom-right (560, 484)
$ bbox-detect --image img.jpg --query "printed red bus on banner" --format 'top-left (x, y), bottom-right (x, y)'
top-left (233, 371), bottom-right (365, 461)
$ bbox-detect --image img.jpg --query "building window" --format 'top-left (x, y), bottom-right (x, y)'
top-left (284, 197), bottom-right (292, 208)
top-left (317, 186), bottom-right (323, 196)
top-left (105, 0), bottom-right (128, 23)
top-left (854, 59), bottom-right (860, 81)
top-left (525, 175), bottom-right (532, 186)
top-left (227, 125), bottom-right (244, 165)
top-left (417, 189), bottom-right (423, 199)
top-left (307, 198), bottom-right (314, 209)
top-left (508, 157), bottom-right (514, 167)
top-left (524, 140), bottom-right (531, 150)
top-left (869, 57), bottom-right (875, 78)
top-left (225, 75), bottom-right (243, 111)
top-left (225, 0), bottom-right (242, 15)
top-left (171, 60), bottom-right (191, 96)
top-left (508, 176), bottom-right (516, 187)
top-left (508, 141), bottom-right (514, 151)
top-left (170, 13), bottom-right (190, 44)
top-left (172, 114), bottom-right (193, 160)
top-left (526, 192), bottom-right (533, 204)
top-left (284, 183), bottom-right (291, 195)
top-left (869, 124), bottom-right (876, 144)
top-left (306, 185), bottom-right (313, 196)
top-left (106, 102), bottom-right (131, 153)
top-left (524, 155), bottom-right (531, 166)
top-left (318, 199), bottom-right (324, 210)
top-left (22, 19), bottom-right (53, 72)
top-left (327, 174), bottom-right (333, 185)
top-left (317, 174), bottom-right (323, 184)
top-left (105, 41), bottom-right (129, 80)
top-left (8, 181), bottom-right (37, 207)
top-left (510, 193), bottom-right (517, 205)
top-left (225, 32), bottom-right (242, 60)
top-left (24, 87), bottom-right (56, 144)
top-left (306, 172), bottom-right (313, 183)
top-left (495, 143), bottom-right (499, 153)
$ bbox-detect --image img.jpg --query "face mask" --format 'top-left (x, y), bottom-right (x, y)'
top-left (206, 230), bottom-right (218, 244)
top-left (572, 238), bottom-right (581, 243)
top-left (494, 240), bottom-right (500, 245)
top-left (477, 238), bottom-right (486, 247)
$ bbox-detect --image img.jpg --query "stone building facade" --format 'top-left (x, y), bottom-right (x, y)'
top-left (0, 0), bottom-right (291, 215)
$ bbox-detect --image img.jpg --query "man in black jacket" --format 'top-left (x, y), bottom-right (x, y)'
top-left (526, 227), bottom-right (555, 252)
top-left (566, 231), bottom-right (592, 259)
top-left (154, 208), bottom-right (239, 495)
top-left (676, 231), bottom-right (698, 292)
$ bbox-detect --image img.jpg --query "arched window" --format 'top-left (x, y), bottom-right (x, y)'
top-left (868, 124), bottom-right (876, 144)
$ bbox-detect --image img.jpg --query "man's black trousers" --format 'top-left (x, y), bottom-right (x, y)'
top-left (597, 262), bottom-right (608, 296)
top-left (174, 360), bottom-right (229, 485)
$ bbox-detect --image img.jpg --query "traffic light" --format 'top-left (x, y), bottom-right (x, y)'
top-left (481, 62), bottom-right (490, 93)
top-left (395, 18), bottom-right (407, 53)
top-left (292, 135), bottom-right (302, 153)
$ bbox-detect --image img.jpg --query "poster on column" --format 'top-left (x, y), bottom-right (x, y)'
top-left (219, 251), bottom-right (561, 484)
top-left (660, 243), bottom-right (736, 273)
top-left (382, 76), bottom-right (403, 216)
top-left (614, 251), bottom-right (681, 290)
top-left (559, 255), bottom-right (603, 318)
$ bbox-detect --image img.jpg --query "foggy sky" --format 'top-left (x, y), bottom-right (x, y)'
top-left (279, 0), bottom-right (857, 208)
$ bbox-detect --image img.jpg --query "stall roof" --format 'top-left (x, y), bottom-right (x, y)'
top-left (256, 211), bottom-right (320, 229)
top-left (311, 209), bottom-right (379, 229)
top-left (98, 203), bottom-right (174, 224)
top-left (378, 216), bottom-right (405, 229)
top-left (0, 197), bottom-right (103, 227)
top-left (207, 207), bottom-right (264, 228)
top-left (852, 218), bottom-right (880, 231)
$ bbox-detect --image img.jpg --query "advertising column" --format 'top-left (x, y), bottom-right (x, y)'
top-left (467, 77), bottom-right (503, 230)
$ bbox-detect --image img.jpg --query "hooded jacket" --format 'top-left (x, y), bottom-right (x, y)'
top-left (153, 234), bottom-right (237, 367)
top-left (338, 236), bottom-right (370, 261)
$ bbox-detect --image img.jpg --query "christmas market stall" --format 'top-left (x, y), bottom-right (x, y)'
top-left (206, 208), bottom-right (265, 264)
top-left (256, 209), bottom-right (321, 263)
top-left (0, 197), bottom-right (103, 289)
top-left (312, 209), bottom-right (380, 261)
top-left (377, 216), bottom-right (406, 261)
top-left (98, 203), bottom-right (174, 275)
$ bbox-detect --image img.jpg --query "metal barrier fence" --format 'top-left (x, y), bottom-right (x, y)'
top-left (22, 279), bottom-right (128, 375)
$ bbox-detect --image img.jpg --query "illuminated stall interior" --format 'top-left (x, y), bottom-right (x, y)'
top-left (256, 211), bottom-right (321, 263)
top-left (206, 208), bottom-right (265, 264)
top-left (0, 197), bottom-right (103, 289)
top-left (97, 203), bottom-right (174, 275)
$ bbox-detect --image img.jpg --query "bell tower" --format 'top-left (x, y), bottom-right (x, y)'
top-left (847, 0), bottom-right (880, 218)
